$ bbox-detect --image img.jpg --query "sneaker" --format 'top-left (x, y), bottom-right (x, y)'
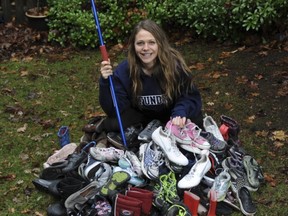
top-left (164, 171), bottom-right (181, 204)
top-left (222, 156), bottom-right (243, 171)
top-left (178, 142), bottom-right (202, 154)
top-left (164, 157), bottom-right (183, 173)
top-left (229, 167), bottom-right (258, 193)
top-left (99, 171), bottom-right (131, 199)
top-left (153, 177), bottom-right (171, 214)
top-left (138, 119), bottom-right (162, 142)
top-left (165, 120), bottom-right (192, 145)
top-left (113, 166), bottom-right (145, 187)
top-left (209, 170), bottom-right (231, 201)
top-left (92, 195), bottom-right (112, 216)
top-left (237, 187), bottom-right (257, 215)
top-left (200, 131), bottom-right (226, 153)
top-left (243, 155), bottom-right (260, 189)
top-left (185, 119), bottom-right (210, 149)
top-left (107, 124), bottom-right (143, 149)
top-left (166, 202), bottom-right (192, 216)
top-left (178, 150), bottom-right (211, 189)
top-left (83, 155), bottom-right (102, 181)
top-left (203, 115), bottom-right (225, 141)
top-left (152, 126), bottom-right (188, 166)
top-left (139, 142), bottom-right (164, 180)
top-left (43, 143), bottom-right (77, 168)
top-left (90, 147), bottom-right (124, 163)
top-left (125, 150), bottom-right (143, 177)
top-left (62, 151), bottom-right (88, 173)
top-left (228, 144), bottom-right (246, 161)
top-left (94, 163), bottom-right (113, 188)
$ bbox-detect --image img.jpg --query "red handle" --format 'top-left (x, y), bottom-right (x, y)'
top-left (100, 45), bottom-right (109, 61)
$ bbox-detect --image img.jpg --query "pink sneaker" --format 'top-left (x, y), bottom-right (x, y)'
top-left (185, 120), bottom-right (210, 150)
top-left (165, 120), bottom-right (191, 145)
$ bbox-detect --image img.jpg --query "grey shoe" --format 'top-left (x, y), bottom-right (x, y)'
top-left (243, 155), bottom-right (260, 189)
top-left (138, 119), bottom-right (162, 142)
top-left (64, 180), bottom-right (100, 210)
top-left (200, 131), bottom-right (227, 153)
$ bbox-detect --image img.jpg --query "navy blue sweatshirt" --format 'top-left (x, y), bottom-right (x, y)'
top-left (99, 60), bottom-right (202, 122)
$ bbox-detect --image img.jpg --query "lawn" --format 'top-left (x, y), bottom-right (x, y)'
top-left (0, 38), bottom-right (287, 215)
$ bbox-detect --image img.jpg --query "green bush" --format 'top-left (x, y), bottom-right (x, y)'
top-left (47, 0), bottom-right (146, 47)
top-left (47, 0), bottom-right (288, 47)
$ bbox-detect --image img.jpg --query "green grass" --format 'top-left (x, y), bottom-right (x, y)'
top-left (0, 42), bottom-right (287, 215)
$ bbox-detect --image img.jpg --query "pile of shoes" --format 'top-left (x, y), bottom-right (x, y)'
top-left (33, 114), bottom-right (264, 216)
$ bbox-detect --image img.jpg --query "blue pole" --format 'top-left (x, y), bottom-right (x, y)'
top-left (90, 0), bottom-right (127, 148)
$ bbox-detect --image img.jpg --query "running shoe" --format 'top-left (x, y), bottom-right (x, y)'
top-left (90, 147), bottom-right (124, 163)
top-left (203, 115), bottom-right (225, 141)
top-left (185, 119), bottom-right (210, 149)
top-left (209, 169), bottom-right (231, 201)
top-left (178, 150), bottom-right (211, 189)
top-left (138, 119), bottom-right (162, 142)
top-left (152, 126), bottom-right (188, 166)
top-left (165, 120), bottom-right (192, 145)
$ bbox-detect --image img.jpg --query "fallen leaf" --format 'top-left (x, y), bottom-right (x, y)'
top-left (251, 92), bottom-right (260, 97)
top-left (20, 70), bottom-right (29, 76)
top-left (236, 76), bottom-right (248, 84)
top-left (189, 62), bottom-right (205, 70)
top-left (224, 103), bottom-right (233, 110)
top-left (270, 130), bottom-right (287, 141)
top-left (17, 123), bottom-right (27, 133)
top-left (206, 102), bottom-right (214, 106)
top-left (245, 115), bottom-right (255, 124)
top-left (255, 130), bottom-right (269, 137)
top-left (219, 51), bottom-right (232, 58)
top-left (274, 141), bottom-right (284, 148)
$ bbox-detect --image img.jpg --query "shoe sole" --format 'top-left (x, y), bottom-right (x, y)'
top-left (236, 187), bottom-right (256, 215)
top-left (100, 171), bottom-right (130, 196)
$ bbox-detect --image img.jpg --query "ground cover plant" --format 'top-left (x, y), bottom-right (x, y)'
top-left (0, 24), bottom-right (288, 215)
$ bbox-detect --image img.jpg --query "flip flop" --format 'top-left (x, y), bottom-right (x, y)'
top-left (100, 171), bottom-right (130, 198)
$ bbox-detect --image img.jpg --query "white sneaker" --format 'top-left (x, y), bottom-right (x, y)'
top-left (152, 126), bottom-right (188, 166)
top-left (178, 150), bottom-right (211, 189)
top-left (203, 115), bottom-right (225, 141)
top-left (209, 170), bottom-right (231, 201)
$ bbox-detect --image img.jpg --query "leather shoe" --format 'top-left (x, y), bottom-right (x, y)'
top-left (47, 202), bottom-right (67, 216)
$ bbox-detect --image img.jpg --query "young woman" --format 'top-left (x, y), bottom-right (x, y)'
top-left (98, 19), bottom-right (203, 133)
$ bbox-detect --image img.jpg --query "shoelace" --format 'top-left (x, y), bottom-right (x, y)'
top-left (152, 149), bottom-right (164, 166)
top-left (185, 123), bottom-right (203, 140)
top-left (166, 172), bottom-right (180, 201)
top-left (168, 204), bottom-right (187, 216)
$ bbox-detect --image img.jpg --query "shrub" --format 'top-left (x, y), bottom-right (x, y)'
top-left (47, 0), bottom-right (288, 47)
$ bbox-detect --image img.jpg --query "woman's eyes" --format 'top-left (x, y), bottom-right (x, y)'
top-left (136, 41), bottom-right (156, 45)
